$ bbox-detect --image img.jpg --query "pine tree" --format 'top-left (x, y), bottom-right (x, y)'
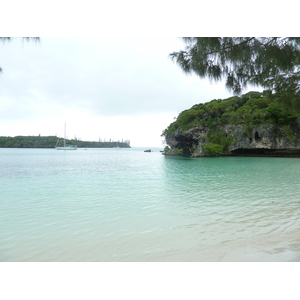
top-left (170, 37), bottom-right (300, 97)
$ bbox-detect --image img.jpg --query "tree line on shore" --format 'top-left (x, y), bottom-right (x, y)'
top-left (0, 135), bottom-right (131, 148)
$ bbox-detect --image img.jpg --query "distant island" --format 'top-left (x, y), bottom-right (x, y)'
top-left (162, 91), bottom-right (300, 157)
top-left (0, 136), bottom-right (131, 148)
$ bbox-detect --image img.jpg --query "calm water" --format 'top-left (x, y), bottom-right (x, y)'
top-left (0, 147), bottom-right (299, 262)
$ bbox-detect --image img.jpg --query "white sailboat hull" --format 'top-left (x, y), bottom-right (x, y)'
top-left (55, 146), bottom-right (77, 150)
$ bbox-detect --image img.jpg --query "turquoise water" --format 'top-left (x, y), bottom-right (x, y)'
top-left (0, 148), bottom-right (300, 261)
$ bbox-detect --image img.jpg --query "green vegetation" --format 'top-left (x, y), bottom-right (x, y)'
top-left (170, 38), bottom-right (300, 99)
top-left (164, 146), bottom-right (171, 152)
top-left (166, 37), bottom-right (300, 156)
top-left (163, 146), bottom-right (184, 155)
top-left (162, 91), bottom-right (300, 155)
top-left (202, 144), bottom-right (224, 156)
top-left (162, 91), bottom-right (300, 137)
top-left (0, 136), bottom-right (131, 148)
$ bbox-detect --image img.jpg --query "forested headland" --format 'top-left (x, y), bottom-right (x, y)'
top-left (162, 91), bottom-right (300, 138)
top-left (162, 38), bottom-right (300, 157)
top-left (0, 136), bottom-right (131, 148)
top-left (162, 91), bottom-right (300, 156)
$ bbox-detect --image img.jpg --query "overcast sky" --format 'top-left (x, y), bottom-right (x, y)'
top-left (0, 37), bottom-right (243, 147)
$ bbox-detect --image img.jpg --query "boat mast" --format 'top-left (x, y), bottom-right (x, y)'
top-left (64, 123), bottom-right (66, 147)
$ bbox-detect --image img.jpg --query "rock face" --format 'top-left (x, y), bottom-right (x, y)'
top-left (164, 124), bottom-right (300, 157)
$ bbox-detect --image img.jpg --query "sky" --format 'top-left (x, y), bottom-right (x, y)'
top-left (2, 0), bottom-right (291, 149)
top-left (0, 37), bottom-right (241, 147)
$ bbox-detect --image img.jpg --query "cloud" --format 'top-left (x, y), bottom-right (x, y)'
top-left (0, 37), bottom-right (235, 146)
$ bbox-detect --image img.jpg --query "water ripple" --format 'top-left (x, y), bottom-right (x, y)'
top-left (1, 150), bottom-right (300, 261)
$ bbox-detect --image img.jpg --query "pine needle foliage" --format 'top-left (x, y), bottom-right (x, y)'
top-left (170, 37), bottom-right (300, 97)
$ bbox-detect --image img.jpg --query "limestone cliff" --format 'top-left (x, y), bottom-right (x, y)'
top-left (162, 91), bottom-right (300, 157)
top-left (164, 124), bottom-right (300, 157)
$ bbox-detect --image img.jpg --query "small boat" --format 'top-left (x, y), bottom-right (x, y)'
top-left (55, 124), bottom-right (77, 150)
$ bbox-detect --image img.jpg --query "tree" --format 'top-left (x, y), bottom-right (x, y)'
top-left (0, 37), bottom-right (40, 73)
top-left (170, 38), bottom-right (300, 96)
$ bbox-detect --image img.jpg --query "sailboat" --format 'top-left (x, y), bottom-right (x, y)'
top-left (55, 124), bottom-right (77, 150)
top-left (114, 142), bottom-right (121, 149)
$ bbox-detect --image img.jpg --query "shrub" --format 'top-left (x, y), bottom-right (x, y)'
top-left (202, 143), bottom-right (224, 156)
top-left (282, 125), bottom-right (297, 142)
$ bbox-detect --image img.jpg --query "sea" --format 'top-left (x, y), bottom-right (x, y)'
top-left (0, 147), bottom-right (300, 262)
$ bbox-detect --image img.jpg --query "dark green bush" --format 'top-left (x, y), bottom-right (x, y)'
top-left (202, 144), bottom-right (224, 156)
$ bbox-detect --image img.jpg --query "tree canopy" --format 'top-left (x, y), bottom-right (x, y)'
top-left (162, 91), bottom-right (300, 155)
top-left (162, 91), bottom-right (300, 138)
top-left (0, 135), bottom-right (131, 148)
top-left (170, 38), bottom-right (300, 98)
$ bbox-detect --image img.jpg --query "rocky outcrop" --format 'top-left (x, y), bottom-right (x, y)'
top-left (164, 123), bottom-right (300, 157)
